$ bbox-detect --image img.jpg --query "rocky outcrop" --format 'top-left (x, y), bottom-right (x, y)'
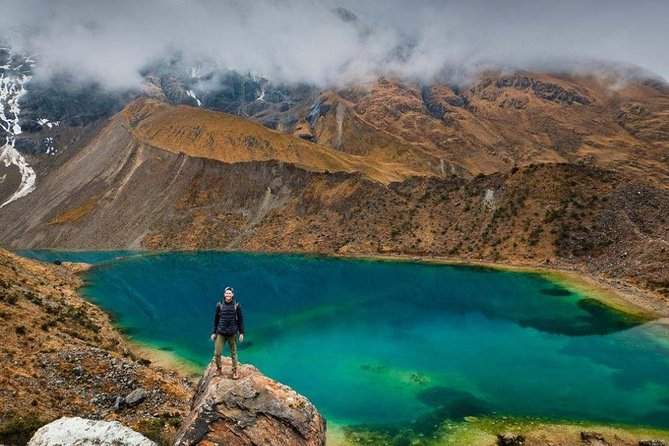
top-left (27, 417), bottom-right (155, 446)
top-left (531, 79), bottom-right (591, 105)
top-left (498, 432), bottom-right (526, 446)
top-left (499, 97), bottom-right (528, 109)
top-left (292, 118), bottom-right (316, 141)
top-left (174, 360), bottom-right (326, 446)
top-left (495, 75), bottom-right (591, 105)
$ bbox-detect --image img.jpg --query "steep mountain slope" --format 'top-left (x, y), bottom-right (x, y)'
top-left (297, 73), bottom-right (669, 184)
top-left (121, 98), bottom-right (437, 182)
top-left (240, 163), bottom-right (669, 300)
top-left (0, 50), bottom-right (36, 208)
top-left (0, 97), bottom-right (434, 249)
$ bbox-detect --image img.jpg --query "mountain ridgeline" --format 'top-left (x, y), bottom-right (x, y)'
top-left (1, 66), bottom-right (669, 301)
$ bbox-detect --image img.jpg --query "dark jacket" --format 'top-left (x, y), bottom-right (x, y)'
top-left (212, 298), bottom-right (244, 336)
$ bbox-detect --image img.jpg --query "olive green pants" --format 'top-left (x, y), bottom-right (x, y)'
top-left (214, 334), bottom-right (237, 372)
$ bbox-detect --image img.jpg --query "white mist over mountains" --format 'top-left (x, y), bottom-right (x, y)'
top-left (0, 0), bottom-right (668, 90)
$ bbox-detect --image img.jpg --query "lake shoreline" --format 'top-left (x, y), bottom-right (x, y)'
top-left (329, 252), bottom-right (668, 319)
top-left (56, 260), bottom-right (205, 381)
top-left (38, 247), bottom-right (669, 319)
top-left (125, 339), bottom-right (203, 382)
top-left (20, 248), bottom-right (669, 445)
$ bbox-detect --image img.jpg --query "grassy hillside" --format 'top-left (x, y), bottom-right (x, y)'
top-left (0, 248), bottom-right (192, 444)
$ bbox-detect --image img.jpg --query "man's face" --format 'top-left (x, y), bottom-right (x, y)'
top-left (224, 290), bottom-right (233, 301)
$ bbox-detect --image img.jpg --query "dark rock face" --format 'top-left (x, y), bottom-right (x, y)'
top-left (19, 74), bottom-right (134, 129)
top-left (420, 85), bottom-right (468, 121)
top-left (421, 86), bottom-right (446, 118)
top-left (580, 431), bottom-right (611, 446)
top-left (10, 68), bottom-right (134, 156)
top-left (149, 67), bottom-right (317, 130)
top-left (495, 75), bottom-right (591, 105)
top-left (498, 432), bottom-right (525, 445)
top-left (532, 80), bottom-right (591, 105)
top-left (499, 97), bottom-right (527, 109)
top-left (159, 75), bottom-right (200, 107)
top-left (174, 360), bottom-right (326, 446)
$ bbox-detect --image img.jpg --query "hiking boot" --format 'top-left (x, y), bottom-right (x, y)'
top-left (231, 371), bottom-right (239, 380)
top-left (215, 367), bottom-right (222, 376)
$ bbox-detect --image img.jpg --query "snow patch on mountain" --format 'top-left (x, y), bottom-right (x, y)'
top-left (187, 66), bottom-right (200, 79)
top-left (0, 51), bottom-right (36, 207)
top-left (186, 89), bottom-right (201, 106)
top-left (37, 117), bottom-right (60, 129)
top-left (45, 137), bottom-right (56, 155)
top-left (255, 85), bottom-right (266, 102)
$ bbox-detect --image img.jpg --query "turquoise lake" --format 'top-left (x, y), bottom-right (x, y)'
top-left (19, 250), bottom-right (669, 431)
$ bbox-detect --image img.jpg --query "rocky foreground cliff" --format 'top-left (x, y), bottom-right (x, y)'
top-left (174, 361), bottom-right (325, 446)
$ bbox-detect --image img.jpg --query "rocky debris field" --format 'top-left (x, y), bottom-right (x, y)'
top-left (27, 347), bottom-right (190, 424)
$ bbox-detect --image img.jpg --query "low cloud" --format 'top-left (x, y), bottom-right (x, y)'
top-left (1, 0), bottom-right (667, 89)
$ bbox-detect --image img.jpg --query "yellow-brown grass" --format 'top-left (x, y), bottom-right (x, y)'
top-left (120, 98), bottom-right (434, 184)
top-left (47, 195), bottom-right (101, 225)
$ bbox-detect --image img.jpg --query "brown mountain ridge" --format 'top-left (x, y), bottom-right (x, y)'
top-left (301, 72), bottom-right (669, 184)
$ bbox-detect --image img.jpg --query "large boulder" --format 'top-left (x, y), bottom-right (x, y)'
top-left (125, 388), bottom-right (148, 407)
top-left (28, 416), bottom-right (155, 445)
top-left (174, 359), bottom-right (326, 446)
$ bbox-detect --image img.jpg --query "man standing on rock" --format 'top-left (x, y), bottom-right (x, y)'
top-left (211, 286), bottom-right (245, 379)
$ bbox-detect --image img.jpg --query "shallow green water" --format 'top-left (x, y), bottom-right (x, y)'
top-left (20, 250), bottom-right (669, 430)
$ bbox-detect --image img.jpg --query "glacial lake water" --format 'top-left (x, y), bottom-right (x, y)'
top-left (19, 250), bottom-right (669, 431)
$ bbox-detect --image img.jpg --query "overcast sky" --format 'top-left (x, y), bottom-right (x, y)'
top-left (1, 0), bottom-right (667, 89)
